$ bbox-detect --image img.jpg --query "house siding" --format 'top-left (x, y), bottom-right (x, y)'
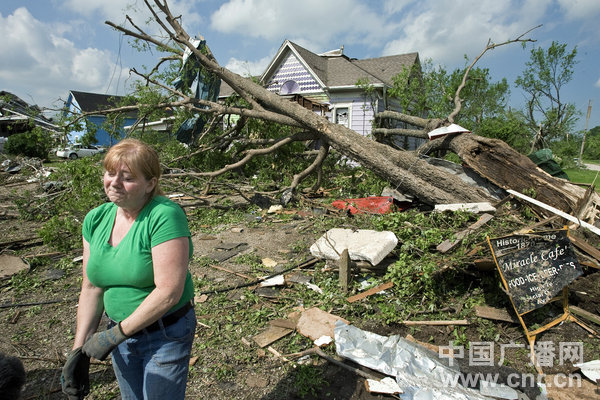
top-left (351, 101), bottom-right (375, 137)
top-left (265, 52), bottom-right (321, 94)
top-left (328, 92), bottom-right (378, 137)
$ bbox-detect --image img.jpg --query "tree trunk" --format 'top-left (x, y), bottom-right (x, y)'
top-left (446, 133), bottom-right (600, 221)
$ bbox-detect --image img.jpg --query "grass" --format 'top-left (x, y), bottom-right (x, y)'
top-left (563, 166), bottom-right (600, 191)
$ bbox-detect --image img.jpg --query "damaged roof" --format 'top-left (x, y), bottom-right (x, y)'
top-left (0, 91), bottom-right (58, 134)
top-left (68, 90), bottom-right (136, 117)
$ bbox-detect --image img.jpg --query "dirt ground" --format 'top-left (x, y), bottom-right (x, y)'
top-left (1, 174), bottom-right (600, 400)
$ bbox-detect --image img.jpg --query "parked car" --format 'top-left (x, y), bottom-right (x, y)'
top-left (56, 144), bottom-right (105, 159)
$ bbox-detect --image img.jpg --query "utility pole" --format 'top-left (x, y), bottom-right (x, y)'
top-left (578, 100), bottom-right (593, 167)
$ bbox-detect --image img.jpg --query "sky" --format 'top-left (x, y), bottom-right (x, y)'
top-left (1, 0), bottom-right (599, 132)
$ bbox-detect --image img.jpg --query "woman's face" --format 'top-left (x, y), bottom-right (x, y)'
top-left (103, 163), bottom-right (156, 211)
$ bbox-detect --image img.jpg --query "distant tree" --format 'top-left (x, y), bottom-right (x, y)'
top-left (79, 120), bottom-right (99, 147)
top-left (582, 126), bottom-right (600, 160)
top-left (587, 125), bottom-right (600, 137)
top-left (515, 41), bottom-right (579, 152)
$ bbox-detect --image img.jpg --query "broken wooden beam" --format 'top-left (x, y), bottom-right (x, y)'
top-left (507, 189), bottom-right (600, 236)
top-left (339, 248), bottom-right (350, 294)
top-left (515, 215), bottom-right (562, 234)
top-left (569, 235), bottom-right (600, 265)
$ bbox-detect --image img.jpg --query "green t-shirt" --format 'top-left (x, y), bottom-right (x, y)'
top-left (83, 195), bottom-right (194, 322)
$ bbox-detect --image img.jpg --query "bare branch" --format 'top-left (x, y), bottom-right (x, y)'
top-left (164, 131), bottom-right (319, 180)
top-left (448, 25), bottom-right (540, 123)
top-left (290, 142), bottom-right (330, 191)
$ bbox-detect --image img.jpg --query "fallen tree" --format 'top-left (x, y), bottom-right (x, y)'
top-left (103, 0), bottom-right (600, 227)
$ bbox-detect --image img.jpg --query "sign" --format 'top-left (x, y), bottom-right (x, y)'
top-left (488, 229), bottom-right (583, 315)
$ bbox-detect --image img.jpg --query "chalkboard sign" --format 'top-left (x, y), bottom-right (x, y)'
top-left (488, 229), bottom-right (583, 315)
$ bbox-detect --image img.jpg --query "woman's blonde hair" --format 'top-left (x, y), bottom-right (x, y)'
top-left (103, 139), bottom-right (164, 197)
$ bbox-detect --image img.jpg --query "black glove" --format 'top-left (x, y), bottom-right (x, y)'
top-left (82, 323), bottom-right (128, 361)
top-left (61, 347), bottom-right (90, 400)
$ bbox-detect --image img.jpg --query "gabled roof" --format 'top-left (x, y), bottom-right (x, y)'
top-left (260, 40), bottom-right (419, 90)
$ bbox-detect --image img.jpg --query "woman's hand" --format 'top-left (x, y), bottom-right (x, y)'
top-left (81, 323), bottom-right (128, 361)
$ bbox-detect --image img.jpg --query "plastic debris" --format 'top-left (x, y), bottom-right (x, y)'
top-left (334, 321), bottom-right (493, 400)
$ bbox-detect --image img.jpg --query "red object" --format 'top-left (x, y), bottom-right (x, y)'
top-left (332, 196), bottom-right (397, 215)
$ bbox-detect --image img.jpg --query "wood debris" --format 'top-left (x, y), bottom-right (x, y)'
top-left (347, 282), bottom-right (394, 303)
top-left (296, 307), bottom-right (349, 343)
top-left (474, 305), bottom-right (518, 324)
top-left (436, 213), bottom-right (493, 253)
top-left (570, 306), bottom-right (600, 326)
top-left (402, 319), bottom-right (469, 326)
top-left (252, 325), bottom-right (294, 348)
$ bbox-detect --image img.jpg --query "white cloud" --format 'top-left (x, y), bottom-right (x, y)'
top-left (557, 0), bottom-right (600, 20)
top-left (0, 7), bottom-right (128, 108)
top-left (62, 0), bottom-right (205, 37)
top-left (596, 77), bottom-right (600, 88)
top-left (381, 0), bottom-right (549, 66)
top-left (210, 0), bottom-right (394, 50)
top-left (225, 54), bottom-right (273, 77)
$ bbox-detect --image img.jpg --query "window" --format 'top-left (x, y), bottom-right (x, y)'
top-left (335, 107), bottom-right (349, 127)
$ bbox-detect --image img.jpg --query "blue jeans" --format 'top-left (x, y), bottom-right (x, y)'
top-left (109, 308), bottom-right (196, 400)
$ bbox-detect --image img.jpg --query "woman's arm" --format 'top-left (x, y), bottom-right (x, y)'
top-left (72, 238), bottom-right (104, 349)
top-left (119, 237), bottom-right (189, 336)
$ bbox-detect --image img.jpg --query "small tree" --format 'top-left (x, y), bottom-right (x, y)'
top-left (5, 126), bottom-right (53, 159)
top-left (515, 41), bottom-right (579, 151)
top-left (388, 59), bottom-right (510, 132)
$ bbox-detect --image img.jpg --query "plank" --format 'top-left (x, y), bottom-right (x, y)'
top-left (339, 248), bottom-right (350, 294)
top-left (507, 189), bottom-right (600, 236)
top-left (347, 281), bottom-right (394, 303)
top-left (570, 305), bottom-right (600, 326)
top-left (474, 305), bottom-right (518, 323)
top-left (252, 325), bottom-right (294, 348)
top-left (569, 235), bottom-right (600, 263)
top-left (402, 319), bottom-right (469, 326)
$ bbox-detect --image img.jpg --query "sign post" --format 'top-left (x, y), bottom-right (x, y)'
top-left (487, 228), bottom-right (595, 373)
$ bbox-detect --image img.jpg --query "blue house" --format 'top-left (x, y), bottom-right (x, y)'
top-left (64, 90), bottom-right (138, 147)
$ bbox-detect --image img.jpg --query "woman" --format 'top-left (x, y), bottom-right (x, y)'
top-left (61, 139), bottom-right (196, 399)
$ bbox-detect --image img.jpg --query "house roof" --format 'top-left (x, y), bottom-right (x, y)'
top-left (69, 90), bottom-right (125, 112)
top-left (0, 90), bottom-right (58, 132)
top-left (262, 40), bottom-right (419, 89)
top-left (219, 40), bottom-right (419, 99)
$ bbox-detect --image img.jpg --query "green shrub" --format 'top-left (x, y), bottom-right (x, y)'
top-left (5, 126), bottom-right (52, 159)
